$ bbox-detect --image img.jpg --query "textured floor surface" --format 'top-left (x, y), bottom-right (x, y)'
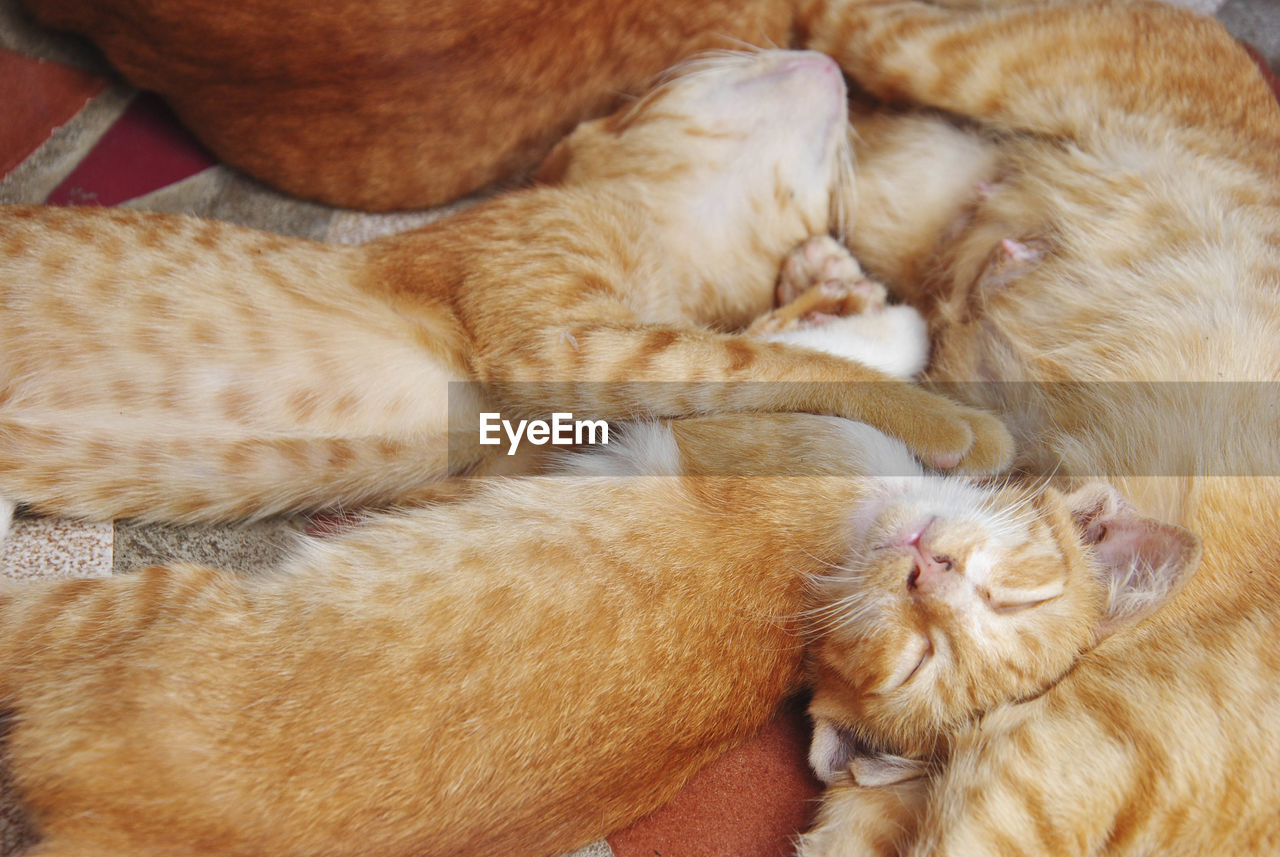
top-left (1, 0), bottom-right (1276, 855)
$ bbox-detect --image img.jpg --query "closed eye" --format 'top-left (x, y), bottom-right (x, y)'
top-left (989, 596), bottom-right (1056, 614)
top-left (984, 582), bottom-right (1064, 614)
top-left (905, 641), bottom-right (932, 681)
top-left (878, 634), bottom-right (933, 694)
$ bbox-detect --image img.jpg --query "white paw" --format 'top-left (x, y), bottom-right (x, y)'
top-left (763, 304), bottom-right (929, 379)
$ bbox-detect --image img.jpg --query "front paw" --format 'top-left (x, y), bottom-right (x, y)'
top-left (885, 387), bottom-right (1014, 474)
top-left (778, 236), bottom-right (870, 305)
top-left (750, 237), bottom-right (889, 336)
top-left (951, 408), bottom-right (1015, 474)
top-left (748, 280), bottom-right (888, 336)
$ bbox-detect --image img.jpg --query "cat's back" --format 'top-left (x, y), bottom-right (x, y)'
top-left (22, 0), bottom-right (797, 209)
top-left (0, 205), bottom-right (463, 431)
top-left (0, 205), bottom-right (471, 520)
top-left (2, 416), bottom-right (870, 857)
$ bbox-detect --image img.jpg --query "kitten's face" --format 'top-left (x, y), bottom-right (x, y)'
top-left (807, 480), bottom-right (1103, 761)
top-left (545, 49), bottom-right (853, 236)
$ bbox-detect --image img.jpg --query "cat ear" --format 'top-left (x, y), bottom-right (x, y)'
top-left (533, 117), bottom-right (612, 184)
top-left (532, 137), bottom-right (575, 184)
top-left (1063, 482), bottom-right (1202, 637)
top-left (809, 718), bottom-right (926, 787)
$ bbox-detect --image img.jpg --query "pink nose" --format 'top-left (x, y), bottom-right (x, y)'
top-left (906, 547), bottom-right (955, 592)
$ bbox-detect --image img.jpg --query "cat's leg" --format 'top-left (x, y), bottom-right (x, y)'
top-left (806, 0), bottom-right (1279, 151)
top-left (748, 278), bottom-right (885, 334)
top-left (483, 322), bottom-right (1011, 472)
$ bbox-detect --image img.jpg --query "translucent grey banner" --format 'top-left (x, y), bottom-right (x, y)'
top-left (447, 381), bottom-right (1280, 478)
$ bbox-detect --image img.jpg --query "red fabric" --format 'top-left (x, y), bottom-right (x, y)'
top-left (609, 699), bottom-right (823, 857)
top-left (0, 50), bottom-right (105, 179)
top-left (47, 91), bottom-right (216, 206)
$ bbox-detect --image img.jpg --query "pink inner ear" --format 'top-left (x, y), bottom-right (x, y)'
top-left (1092, 516), bottom-right (1154, 572)
top-left (1087, 505), bottom-right (1200, 634)
top-left (1064, 482), bottom-right (1200, 633)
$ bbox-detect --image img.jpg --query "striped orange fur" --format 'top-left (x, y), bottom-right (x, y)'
top-left (0, 50), bottom-right (1011, 531)
top-left (798, 1), bottom-right (1280, 855)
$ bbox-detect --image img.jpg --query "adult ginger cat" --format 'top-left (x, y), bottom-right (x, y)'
top-left (789, 0), bottom-right (1280, 854)
top-left (0, 401), bottom-right (1194, 857)
top-left (0, 49), bottom-right (1011, 532)
top-left (18, 0), bottom-right (852, 210)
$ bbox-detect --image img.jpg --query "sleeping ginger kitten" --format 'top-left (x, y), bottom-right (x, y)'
top-left (797, 476), bottom-right (1201, 856)
top-left (792, 0), bottom-right (1280, 854)
top-left (0, 49), bottom-right (1010, 536)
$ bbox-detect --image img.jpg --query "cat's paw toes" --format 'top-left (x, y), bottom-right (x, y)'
top-left (778, 235), bottom-right (867, 305)
top-left (747, 281), bottom-right (848, 336)
top-left (750, 278), bottom-right (888, 337)
top-left (826, 278), bottom-right (887, 318)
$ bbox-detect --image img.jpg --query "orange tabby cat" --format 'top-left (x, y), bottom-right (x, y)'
top-left (790, 0), bottom-right (1280, 854)
top-left (798, 478), bottom-right (1200, 856)
top-left (0, 404), bottom-right (1190, 857)
top-left (19, 0), bottom-right (1273, 217)
top-left (0, 49), bottom-right (1012, 533)
top-left (18, 0), bottom-right (863, 210)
